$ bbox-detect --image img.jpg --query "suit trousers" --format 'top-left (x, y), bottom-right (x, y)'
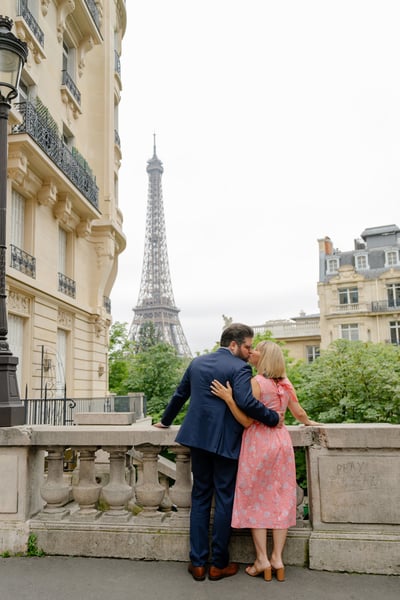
top-left (189, 447), bottom-right (238, 568)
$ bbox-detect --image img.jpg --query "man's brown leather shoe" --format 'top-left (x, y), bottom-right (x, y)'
top-left (208, 562), bottom-right (239, 581)
top-left (188, 563), bottom-right (207, 581)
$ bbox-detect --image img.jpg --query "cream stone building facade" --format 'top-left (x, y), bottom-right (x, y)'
top-left (253, 224), bottom-right (400, 362)
top-left (4, 0), bottom-right (126, 398)
top-left (318, 224), bottom-right (400, 349)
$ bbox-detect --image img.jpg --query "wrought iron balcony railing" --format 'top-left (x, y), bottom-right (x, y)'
top-left (12, 101), bottom-right (99, 209)
top-left (114, 129), bottom-right (121, 148)
top-left (103, 296), bottom-right (111, 314)
top-left (62, 70), bottom-right (81, 105)
top-left (10, 244), bottom-right (36, 278)
top-left (85, 0), bottom-right (101, 30)
top-left (18, 0), bottom-right (45, 47)
top-left (58, 272), bottom-right (76, 298)
top-left (114, 50), bottom-right (121, 77)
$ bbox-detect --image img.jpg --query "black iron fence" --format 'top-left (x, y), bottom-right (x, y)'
top-left (24, 393), bottom-right (146, 426)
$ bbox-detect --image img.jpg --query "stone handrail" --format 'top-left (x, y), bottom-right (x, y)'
top-left (0, 423), bottom-right (399, 575)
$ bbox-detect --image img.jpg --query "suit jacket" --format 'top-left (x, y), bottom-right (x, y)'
top-left (161, 347), bottom-right (279, 459)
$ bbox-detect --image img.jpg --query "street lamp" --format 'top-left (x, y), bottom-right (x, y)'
top-left (0, 16), bottom-right (28, 426)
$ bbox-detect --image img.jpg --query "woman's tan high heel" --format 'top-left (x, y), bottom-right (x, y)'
top-left (263, 566), bottom-right (272, 581)
top-left (272, 566), bottom-right (285, 581)
top-left (245, 564), bottom-right (272, 581)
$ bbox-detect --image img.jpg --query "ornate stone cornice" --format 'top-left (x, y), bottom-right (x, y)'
top-left (58, 309), bottom-right (73, 330)
top-left (7, 290), bottom-right (31, 316)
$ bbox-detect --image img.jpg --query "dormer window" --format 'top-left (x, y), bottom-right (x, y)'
top-left (355, 254), bottom-right (369, 270)
top-left (327, 258), bottom-right (339, 274)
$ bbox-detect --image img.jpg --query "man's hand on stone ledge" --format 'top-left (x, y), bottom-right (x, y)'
top-left (153, 422), bottom-right (169, 428)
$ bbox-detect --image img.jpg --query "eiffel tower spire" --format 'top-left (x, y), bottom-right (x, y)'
top-left (129, 137), bottom-right (192, 357)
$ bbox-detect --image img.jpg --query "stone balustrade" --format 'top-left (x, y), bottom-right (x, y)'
top-left (0, 423), bottom-right (399, 575)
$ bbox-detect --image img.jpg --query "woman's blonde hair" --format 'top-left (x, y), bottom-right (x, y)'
top-left (256, 341), bottom-right (286, 379)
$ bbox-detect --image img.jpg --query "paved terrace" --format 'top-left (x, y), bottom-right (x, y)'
top-left (0, 556), bottom-right (398, 600)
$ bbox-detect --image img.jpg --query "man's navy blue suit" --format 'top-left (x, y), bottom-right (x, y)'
top-left (160, 347), bottom-right (279, 568)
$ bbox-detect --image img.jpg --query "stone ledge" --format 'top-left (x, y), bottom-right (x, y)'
top-left (74, 412), bottom-right (136, 426)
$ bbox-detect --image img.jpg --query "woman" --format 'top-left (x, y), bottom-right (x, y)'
top-left (210, 341), bottom-right (319, 582)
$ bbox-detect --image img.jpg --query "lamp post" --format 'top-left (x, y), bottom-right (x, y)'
top-left (0, 16), bottom-right (28, 426)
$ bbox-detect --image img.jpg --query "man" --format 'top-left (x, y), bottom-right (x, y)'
top-left (154, 323), bottom-right (282, 581)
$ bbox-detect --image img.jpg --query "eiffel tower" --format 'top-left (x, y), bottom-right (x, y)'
top-left (129, 137), bottom-right (192, 357)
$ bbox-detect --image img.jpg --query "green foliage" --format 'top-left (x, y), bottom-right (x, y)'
top-left (294, 339), bottom-right (400, 423)
top-left (125, 342), bottom-right (188, 415)
top-left (108, 322), bottom-right (135, 394)
top-left (26, 534), bottom-right (45, 557)
top-left (108, 322), bottom-right (188, 419)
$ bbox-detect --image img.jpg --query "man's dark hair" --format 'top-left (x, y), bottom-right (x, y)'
top-left (220, 323), bottom-right (254, 347)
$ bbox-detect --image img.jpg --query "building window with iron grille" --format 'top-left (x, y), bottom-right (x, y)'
top-left (389, 321), bottom-right (400, 345)
top-left (340, 323), bottom-right (359, 341)
top-left (387, 283), bottom-right (400, 308)
top-left (338, 287), bottom-right (359, 305)
top-left (10, 190), bottom-right (36, 278)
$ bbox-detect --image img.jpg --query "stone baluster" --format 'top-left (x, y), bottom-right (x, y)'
top-left (134, 443), bottom-right (165, 515)
top-left (101, 447), bottom-right (132, 520)
top-left (169, 446), bottom-right (192, 515)
top-left (40, 447), bottom-right (71, 518)
top-left (72, 447), bottom-right (101, 518)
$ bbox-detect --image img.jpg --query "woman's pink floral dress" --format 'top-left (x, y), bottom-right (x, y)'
top-left (231, 375), bottom-right (297, 529)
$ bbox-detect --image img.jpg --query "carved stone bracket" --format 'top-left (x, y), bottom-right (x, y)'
top-left (37, 181), bottom-right (58, 208)
top-left (94, 238), bottom-right (116, 268)
top-left (41, 0), bottom-right (51, 16)
top-left (53, 193), bottom-right (79, 231)
top-left (8, 149), bottom-right (42, 198)
top-left (14, 19), bottom-right (46, 66)
top-left (90, 314), bottom-right (106, 338)
top-left (78, 35), bottom-right (94, 77)
top-left (60, 88), bottom-right (82, 125)
top-left (76, 218), bottom-right (92, 238)
top-left (57, 0), bottom-right (75, 43)
top-left (7, 149), bottom-right (28, 186)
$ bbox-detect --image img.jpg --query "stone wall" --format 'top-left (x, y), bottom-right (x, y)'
top-left (0, 423), bottom-right (399, 574)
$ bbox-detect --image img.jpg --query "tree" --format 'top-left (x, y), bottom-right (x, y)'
top-left (294, 339), bottom-right (400, 423)
top-left (108, 322), bottom-right (135, 394)
top-left (125, 342), bottom-right (188, 419)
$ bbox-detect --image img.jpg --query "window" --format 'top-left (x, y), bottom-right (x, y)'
top-left (338, 287), bottom-right (358, 305)
top-left (56, 329), bottom-right (67, 396)
top-left (355, 254), bottom-right (368, 270)
top-left (62, 41), bottom-right (75, 79)
top-left (340, 323), bottom-right (359, 341)
top-left (387, 283), bottom-right (400, 308)
top-left (385, 250), bottom-right (399, 267)
top-left (389, 321), bottom-right (400, 345)
top-left (306, 346), bottom-right (320, 363)
top-left (8, 314), bottom-right (25, 393)
top-left (58, 227), bottom-right (67, 275)
top-left (11, 190), bottom-right (25, 250)
top-left (327, 258), bottom-right (339, 274)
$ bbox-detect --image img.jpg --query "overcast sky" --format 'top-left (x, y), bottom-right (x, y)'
top-left (111, 0), bottom-right (400, 354)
